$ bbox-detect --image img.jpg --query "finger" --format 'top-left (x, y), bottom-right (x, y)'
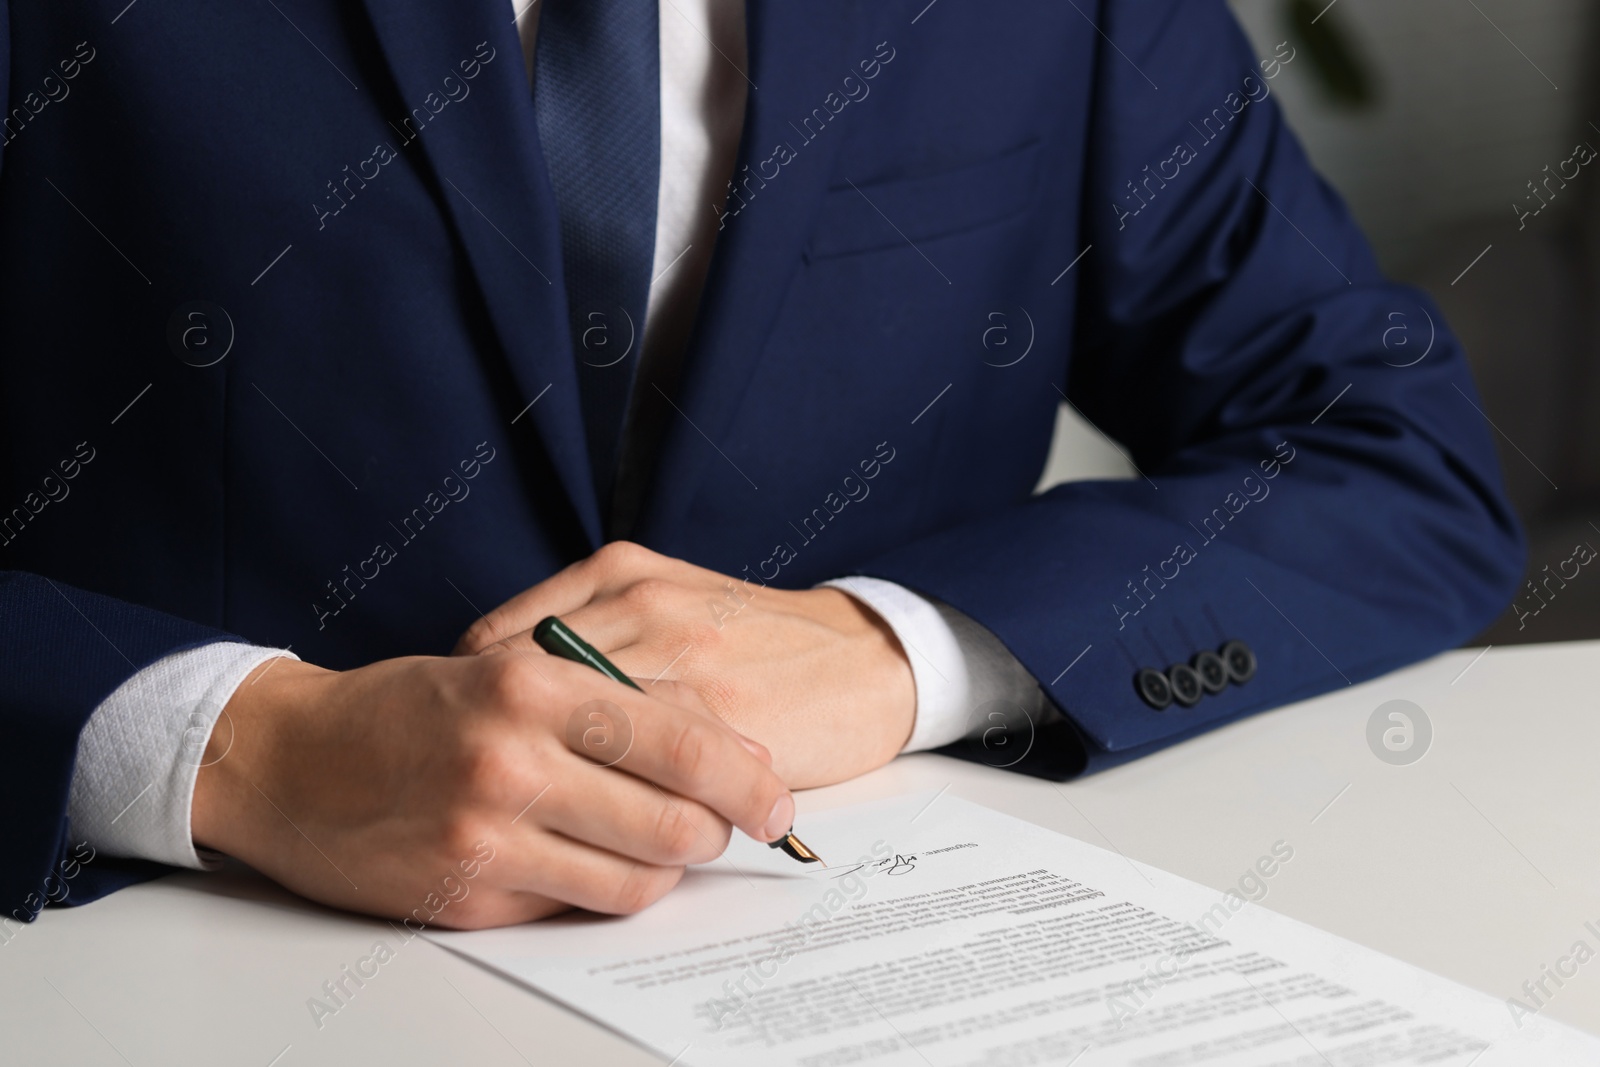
top-left (475, 637), bottom-right (719, 722)
top-left (453, 560), bottom-right (599, 654)
top-left (532, 767), bottom-right (730, 867)
top-left (473, 610), bottom-right (646, 662)
top-left (614, 676), bottom-right (771, 763)
top-left (475, 653), bottom-right (788, 842)
top-left (455, 542), bottom-right (674, 654)
top-left (476, 626), bottom-right (681, 695)
top-left (736, 734), bottom-right (773, 765)
top-left (550, 598), bottom-right (651, 654)
top-left (550, 670), bottom-right (736, 752)
top-left (475, 629), bottom-right (547, 658)
top-left (633, 675), bottom-right (705, 711)
top-left (605, 688), bottom-right (794, 845)
top-left (498, 828), bottom-right (687, 916)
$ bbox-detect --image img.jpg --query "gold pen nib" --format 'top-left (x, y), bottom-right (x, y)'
top-left (770, 831), bottom-right (825, 866)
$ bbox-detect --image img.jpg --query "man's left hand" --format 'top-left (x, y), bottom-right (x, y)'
top-left (454, 543), bottom-right (916, 788)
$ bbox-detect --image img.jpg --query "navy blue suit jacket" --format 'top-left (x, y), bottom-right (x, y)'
top-left (0, 0), bottom-right (1521, 919)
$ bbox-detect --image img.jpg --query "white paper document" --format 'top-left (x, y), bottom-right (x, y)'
top-left (431, 793), bottom-right (1600, 1065)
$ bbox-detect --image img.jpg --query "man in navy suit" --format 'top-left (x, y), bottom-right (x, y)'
top-left (1, 0), bottom-right (1520, 930)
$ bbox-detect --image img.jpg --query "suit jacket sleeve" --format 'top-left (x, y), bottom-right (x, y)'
top-left (0, 5), bottom-right (243, 919)
top-left (853, 0), bottom-right (1524, 779)
top-left (0, 572), bottom-right (236, 922)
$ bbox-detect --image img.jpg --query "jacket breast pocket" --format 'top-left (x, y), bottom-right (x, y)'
top-left (806, 140), bottom-right (1042, 261)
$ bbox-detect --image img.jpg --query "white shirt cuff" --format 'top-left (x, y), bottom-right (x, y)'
top-left (67, 642), bottom-right (298, 870)
top-left (822, 576), bottom-right (1048, 753)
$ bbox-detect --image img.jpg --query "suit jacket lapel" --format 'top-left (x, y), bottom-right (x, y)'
top-left (638, 0), bottom-right (881, 553)
top-left (356, 0), bottom-right (603, 547)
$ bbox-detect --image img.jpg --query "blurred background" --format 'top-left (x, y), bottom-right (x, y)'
top-left (1041, 0), bottom-right (1600, 647)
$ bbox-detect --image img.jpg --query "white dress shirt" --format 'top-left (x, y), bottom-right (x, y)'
top-left (66, 0), bottom-right (1047, 868)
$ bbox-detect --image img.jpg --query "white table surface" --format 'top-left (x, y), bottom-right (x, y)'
top-left (5, 640), bottom-right (1598, 1065)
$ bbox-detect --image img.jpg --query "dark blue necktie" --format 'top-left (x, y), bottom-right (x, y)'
top-left (534, 0), bottom-right (660, 511)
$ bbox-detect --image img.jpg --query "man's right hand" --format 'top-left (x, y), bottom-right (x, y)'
top-left (191, 651), bottom-right (795, 929)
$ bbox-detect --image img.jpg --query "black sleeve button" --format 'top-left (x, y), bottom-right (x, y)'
top-left (1135, 667), bottom-right (1173, 710)
top-left (1167, 662), bottom-right (1203, 706)
top-left (1191, 650), bottom-right (1229, 694)
top-left (1220, 639), bottom-right (1257, 684)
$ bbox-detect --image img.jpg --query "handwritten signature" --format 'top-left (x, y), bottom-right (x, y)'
top-left (829, 853), bottom-right (917, 879)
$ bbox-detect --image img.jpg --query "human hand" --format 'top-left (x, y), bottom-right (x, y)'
top-left (453, 542), bottom-right (916, 788)
top-left (192, 650), bottom-right (794, 929)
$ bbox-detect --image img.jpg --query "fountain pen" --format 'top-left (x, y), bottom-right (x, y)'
top-left (531, 615), bottom-right (825, 866)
